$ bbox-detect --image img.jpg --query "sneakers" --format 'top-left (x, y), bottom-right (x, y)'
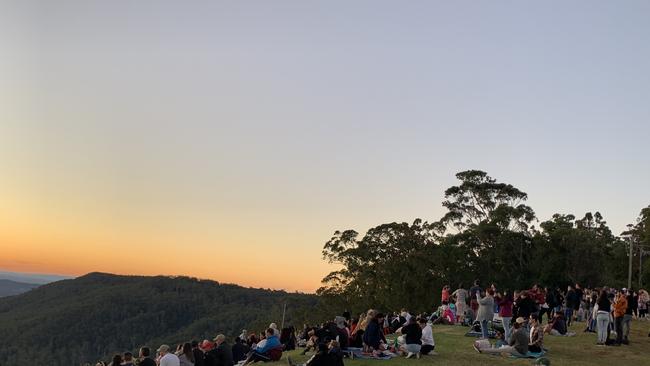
top-left (406, 352), bottom-right (415, 359)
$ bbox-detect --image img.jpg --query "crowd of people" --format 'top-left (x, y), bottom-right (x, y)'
top-left (454, 281), bottom-right (650, 357)
top-left (88, 282), bottom-right (650, 365)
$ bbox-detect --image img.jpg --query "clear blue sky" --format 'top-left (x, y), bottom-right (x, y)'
top-left (1, 1), bottom-right (649, 290)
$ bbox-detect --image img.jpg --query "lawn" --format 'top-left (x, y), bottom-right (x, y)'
top-left (283, 320), bottom-right (650, 366)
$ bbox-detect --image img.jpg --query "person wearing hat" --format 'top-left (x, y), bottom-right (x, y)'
top-left (157, 345), bottom-right (180, 366)
top-left (211, 334), bottom-right (234, 366)
top-left (473, 317), bottom-right (528, 356)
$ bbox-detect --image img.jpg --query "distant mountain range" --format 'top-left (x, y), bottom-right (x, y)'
top-left (0, 279), bottom-right (40, 297)
top-left (0, 270), bottom-right (73, 285)
top-left (0, 272), bottom-right (323, 366)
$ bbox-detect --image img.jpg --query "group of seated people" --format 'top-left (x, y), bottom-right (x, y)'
top-left (91, 324), bottom-right (287, 366)
top-left (472, 314), bottom-right (545, 357)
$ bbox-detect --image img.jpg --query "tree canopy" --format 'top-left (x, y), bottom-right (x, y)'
top-left (318, 170), bottom-right (639, 314)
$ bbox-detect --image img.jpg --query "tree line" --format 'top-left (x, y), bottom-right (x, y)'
top-left (316, 170), bottom-right (650, 314)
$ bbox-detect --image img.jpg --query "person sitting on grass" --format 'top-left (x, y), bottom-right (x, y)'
top-left (544, 312), bottom-right (575, 337)
top-left (418, 318), bottom-right (435, 356)
top-left (528, 314), bottom-right (544, 353)
top-left (362, 312), bottom-right (386, 353)
top-left (473, 317), bottom-right (528, 356)
top-left (395, 317), bottom-right (422, 359)
top-left (242, 328), bottom-right (281, 366)
top-left (300, 330), bottom-right (318, 355)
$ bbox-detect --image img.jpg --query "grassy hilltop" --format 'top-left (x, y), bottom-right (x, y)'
top-left (286, 321), bottom-right (650, 366)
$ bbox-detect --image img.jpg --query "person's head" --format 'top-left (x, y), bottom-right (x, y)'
top-left (266, 328), bottom-right (275, 337)
top-left (123, 352), bottom-right (133, 362)
top-left (458, 283), bottom-right (464, 289)
top-left (213, 334), bottom-right (226, 345)
top-left (375, 312), bottom-right (385, 322)
top-left (521, 291), bottom-right (528, 298)
top-left (270, 323), bottom-right (278, 330)
top-left (515, 317), bottom-right (525, 328)
top-left (575, 283), bottom-right (581, 289)
top-left (191, 340), bottom-right (199, 349)
top-left (157, 345), bottom-right (170, 356)
top-left (111, 354), bottom-right (122, 365)
top-left (139, 347), bottom-right (151, 358)
top-left (567, 285), bottom-right (573, 291)
top-left (418, 317), bottom-right (427, 328)
top-left (474, 279), bottom-right (480, 286)
top-left (487, 288), bottom-right (495, 296)
top-left (529, 314), bottom-right (538, 325)
top-left (200, 340), bottom-right (215, 351)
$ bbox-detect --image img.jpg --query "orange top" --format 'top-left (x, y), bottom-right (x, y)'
top-left (613, 296), bottom-right (628, 318)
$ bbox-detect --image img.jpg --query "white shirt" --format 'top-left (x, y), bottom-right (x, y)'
top-left (421, 324), bottom-right (435, 346)
top-left (159, 353), bottom-right (180, 366)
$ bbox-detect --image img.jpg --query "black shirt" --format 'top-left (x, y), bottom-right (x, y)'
top-left (232, 342), bottom-right (249, 362)
top-left (139, 358), bottom-right (156, 366)
top-left (402, 323), bottom-right (422, 345)
top-left (193, 349), bottom-right (205, 366)
top-left (597, 297), bottom-right (611, 312)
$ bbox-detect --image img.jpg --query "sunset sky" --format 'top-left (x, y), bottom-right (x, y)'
top-left (2, 1), bottom-right (650, 292)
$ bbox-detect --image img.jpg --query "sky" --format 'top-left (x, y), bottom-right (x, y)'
top-left (1, 1), bottom-right (649, 292)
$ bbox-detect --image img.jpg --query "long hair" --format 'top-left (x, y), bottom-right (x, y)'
top-left (183, 342), bottom-right (194, 362)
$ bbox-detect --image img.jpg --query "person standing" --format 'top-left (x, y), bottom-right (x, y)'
top-left (496, 290), bottom-right (514, 342)
top-left (612, 290), bottom-right (628, 346)
top-left (476, 289), bottom-right (495, 339)
top-left (441, 285), bottom-right (451, 304)
top-left (453, 284), bottom-right (469, 324)
top-left (469, 280), bottom-right (483, 319)
top-left (565, 286), bottom-right (577, 327)
top-left (623, 288), bottom-right (636, 344)
top-left (595, 290), bottom-right (611, 345)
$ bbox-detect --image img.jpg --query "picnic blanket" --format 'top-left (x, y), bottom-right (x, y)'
top-left (510, 350), bottom-right (546, 359)
top-left (345, 347), bottom-right (397, 360)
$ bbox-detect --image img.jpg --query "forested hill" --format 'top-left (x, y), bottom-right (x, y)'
top-left (0, 272), bottom-right (323, 366)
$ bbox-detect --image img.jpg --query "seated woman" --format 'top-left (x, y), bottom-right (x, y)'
top-left (395, 317), bottom-right (422, 358)
top-left (528, 314), bottom-right (544, 353)
top-left (243, 328), bottom-right (282, 365)
top-left (362, 312), bottom-right (386, 353)
top-left (473, 317), bottom-right (528, 356)
top-left (300, 330), bottom-right (319, 355)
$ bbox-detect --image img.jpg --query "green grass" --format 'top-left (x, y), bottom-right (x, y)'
top-left (283, 320), bottom-right (650, 366)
